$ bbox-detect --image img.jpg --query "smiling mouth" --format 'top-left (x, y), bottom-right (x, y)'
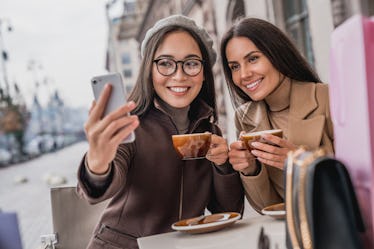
top-left (245, 79), bottom-right (261, 90)
top-left (169, 87), bottom-right (189, 93)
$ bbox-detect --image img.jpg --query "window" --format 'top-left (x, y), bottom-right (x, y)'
top-left (124, 1), bottom-right (136, 14)
top-left (123, 69), bottom-right (132, 78)
top-left (362, 0), bottom-right (374, 16)
top-left (283, 0), bottom-right (315, 66)
top-left (121, 53), bottom-right (131, 65)
top-left (125, 85), bottom-right (134, 95)
top-left (226, 0), bottom-right (246, 25)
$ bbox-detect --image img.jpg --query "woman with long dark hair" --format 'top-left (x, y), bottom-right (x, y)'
top-left (220, 17), bottom-right (334, 212)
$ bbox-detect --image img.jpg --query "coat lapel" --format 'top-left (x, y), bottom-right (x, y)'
top-left (236, 101), bottom-right (272, 132)
top-left (237, 81), bottom-right (325, 149)
top-left (288, 82), bottom-right (325, 149)
top-left (288, 116), bottom-right (325, 149)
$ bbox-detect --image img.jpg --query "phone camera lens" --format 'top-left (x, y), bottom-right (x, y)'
top-left (92, 80), bottom-right (97, 84)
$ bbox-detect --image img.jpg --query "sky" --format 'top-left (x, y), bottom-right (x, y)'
top-left (1, 0), bottom-right (117, 109)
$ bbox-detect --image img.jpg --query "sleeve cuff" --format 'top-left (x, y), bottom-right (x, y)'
top-left (213, 161), bottom-right (236, 175)
top-left (84, 156), bottom-right (112, 188)
top-left (241, 160), bottom-right (262, 176)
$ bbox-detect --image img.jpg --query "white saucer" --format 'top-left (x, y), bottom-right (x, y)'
top-left (171, 212), bottom-right (241, 234)
top-left (261, 203), bottom-right (286, 219)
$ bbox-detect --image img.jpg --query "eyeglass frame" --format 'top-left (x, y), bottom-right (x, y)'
top-left (153, 58), bottom-right (205, 77)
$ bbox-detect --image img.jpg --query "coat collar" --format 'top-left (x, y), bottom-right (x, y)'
top-left (238, 80), bottom-right (318, 127)
top-left (287, 81), bottom-right (324, 149)
top-left (153, 98), bottom-right (214, 132)
top-left (289, 81), bottom-right (318, 119)
top-left (236, 81), bottom-right (324, 149)
top-left (265, 77), bottom-right (291, 112)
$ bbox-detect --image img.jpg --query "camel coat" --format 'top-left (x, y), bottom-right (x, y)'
top-left (234, 81), bottom-right (334, 212)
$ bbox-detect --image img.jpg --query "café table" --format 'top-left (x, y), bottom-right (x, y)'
top-left (137, 215), bottom-right (286, 249)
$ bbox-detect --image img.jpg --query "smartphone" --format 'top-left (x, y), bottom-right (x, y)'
top-left (91, 72), bottom-right (135, 143)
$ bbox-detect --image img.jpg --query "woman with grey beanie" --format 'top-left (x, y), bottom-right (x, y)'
top-left (78, 14), bottom-right (244, 249)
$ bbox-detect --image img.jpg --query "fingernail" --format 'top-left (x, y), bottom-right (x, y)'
top-left (127, 101), bottom-right (135, 107)
top-left (251, 142), bottom-right (259, 147)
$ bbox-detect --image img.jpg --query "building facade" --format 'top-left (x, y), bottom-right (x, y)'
top-left (106, 0), bottom-right (148, 95)
top-left (107, 0), bottom-right (373, 142)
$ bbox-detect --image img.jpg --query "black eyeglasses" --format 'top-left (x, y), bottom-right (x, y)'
top-left (153, 58), bottom-right (204, 77)
top-left (258, 226), bottom-right (270, 249)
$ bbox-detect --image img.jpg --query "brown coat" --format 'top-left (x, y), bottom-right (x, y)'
top-left (234, 81), bottom-right (334, 212)
top-left (78, 101), bottom-right (244, 249)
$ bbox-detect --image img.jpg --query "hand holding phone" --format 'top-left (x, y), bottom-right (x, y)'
top-left (91, 72), bottom-right (136, 143)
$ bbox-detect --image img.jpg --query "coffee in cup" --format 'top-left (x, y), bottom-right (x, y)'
top-left (240, 129), bottom-right (283, 151)
top-left (172, 132), bottom-right (212, 160)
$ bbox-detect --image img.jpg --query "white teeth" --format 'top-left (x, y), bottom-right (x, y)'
top-left (170, 87), bottom-right (188, 93)
top-left (246, 79), bottom-right (261, 89)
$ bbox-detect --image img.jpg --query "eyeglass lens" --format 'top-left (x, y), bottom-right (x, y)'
top-left (154, 58), bottom-right (203, 76)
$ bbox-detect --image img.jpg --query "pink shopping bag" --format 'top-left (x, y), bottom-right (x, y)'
top-left (330, 14), bottom-right (374, 248)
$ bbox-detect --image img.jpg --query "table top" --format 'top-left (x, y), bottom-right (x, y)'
top-left (137, 215), bottom-right (286, 249)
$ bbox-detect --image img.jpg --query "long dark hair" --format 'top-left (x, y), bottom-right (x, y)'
top-left (220, 17), bottom-right (321, 107)
top-left (128, 26), bottom-right (217, 122)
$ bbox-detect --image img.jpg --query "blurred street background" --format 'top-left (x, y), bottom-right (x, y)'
top-left (1, 0), bottom-right (373, 249)
top-left (0, 142), bottom-right (87, 249)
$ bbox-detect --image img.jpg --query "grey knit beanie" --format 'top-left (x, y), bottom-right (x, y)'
top-left (140, 14), bottom-right (217, 66)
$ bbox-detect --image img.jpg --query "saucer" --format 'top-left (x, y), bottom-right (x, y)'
top-left (171, 212), bottom-right (241, 234)
top-left (261, 203), bottom-right (286, 220)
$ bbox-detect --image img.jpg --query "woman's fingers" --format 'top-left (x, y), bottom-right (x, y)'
top-left (88, 101), bottom-right (137, 137)
top-left (260, 133), bottom-right (282, 145)
top-left (89, 84), bottom-right (112, 122)
top-left (251, 142), bottom-right (286, 155)
top-left (229, 151), bottom-right (257, 173)
top-left (85, 84), bottom-right (112, 134)
top-left (228, 139), bottom-right (260, 173)
top-left (206, 134), bottom-right (228, 165)
top-left (228, 133), bottom-right (296, 170)
top-left (208, 134), bottom-right (227, 154)
top-left (261, 134), bottom-right (297, 150)
top-left (250, 142), bottom-right (287, 169)
top-left (98, 101), bottom-right (136, 129)
top-left (229, 146), bottom-right (254, 163)
top-left (279, 139), bottom-right (297, 150)
top-left (230, 140), bottom-right (246, 150)
top-left (101, 115), bottom-right (139, 142)
top-left (245, 135), bottom-right (294, 170)
top-left (111, 117), bottom-right (139, 144)
top-left (251, 149), bottom-right (286, 162)
top-left (85, 100), bottom-right (138, 147)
